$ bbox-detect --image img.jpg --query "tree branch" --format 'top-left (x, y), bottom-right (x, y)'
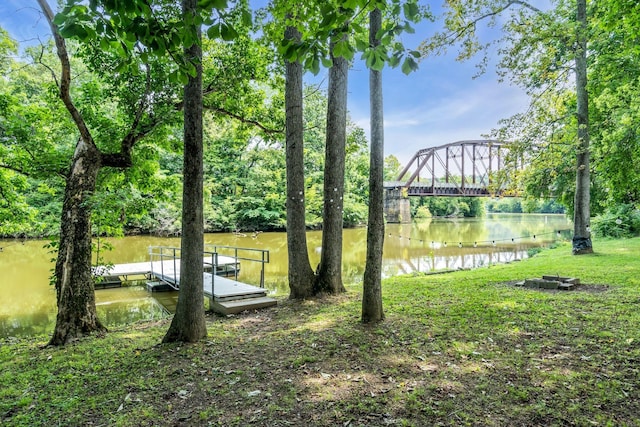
top-left (203, 106), bottom-right (283, 135)
top-left (0, 163), bottom-right (28, 175)
top-left (36, 0), bottom-right (97, 152)
top-left (33, 44), bottom-right (60, 88)
top-left (425, 1), bottom-right (543, 56)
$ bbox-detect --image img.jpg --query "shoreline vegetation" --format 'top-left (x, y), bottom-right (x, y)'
top-left (0, 211), bottom-right (567, 243)
top-left (2, 237), bottom-right (640, 426)
top-left (0, 198), bottom-right (564, 240)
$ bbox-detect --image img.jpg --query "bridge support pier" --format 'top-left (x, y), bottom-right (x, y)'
top-left (384, 188), bottom-right (411, 223)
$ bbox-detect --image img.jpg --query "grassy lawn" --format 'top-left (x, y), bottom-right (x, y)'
top-left (2, 238), bottom-right (640, 426)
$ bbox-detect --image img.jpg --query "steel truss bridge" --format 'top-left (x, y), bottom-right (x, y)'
top-left (384, 140), bottom-right (518, 197)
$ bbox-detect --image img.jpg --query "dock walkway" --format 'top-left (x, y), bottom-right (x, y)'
top-left (94, 246), bottom-right (276, 315)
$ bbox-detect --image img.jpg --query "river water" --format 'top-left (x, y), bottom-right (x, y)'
top-left (0, 214), bottom-right (571, 338)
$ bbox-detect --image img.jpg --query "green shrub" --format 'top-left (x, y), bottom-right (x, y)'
top-left (414, 205), bottom-right (432, 218)
top-left (592, 204), bottom-right (640, 238)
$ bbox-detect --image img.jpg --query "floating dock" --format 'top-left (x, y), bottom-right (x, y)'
top-left (94, 246), bottom-right (276, 315)
top-left (149, 259), bottom-right (277, 315)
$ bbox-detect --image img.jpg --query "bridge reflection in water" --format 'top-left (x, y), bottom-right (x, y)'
top-left (382, 245), bottom-right (530, 278)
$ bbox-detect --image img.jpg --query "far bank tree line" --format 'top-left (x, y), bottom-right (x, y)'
top-left (2, 0), bottom-right (640, 346)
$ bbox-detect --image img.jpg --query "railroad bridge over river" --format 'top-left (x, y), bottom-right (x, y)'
top-left (384, 140), bottom-right (521, 223)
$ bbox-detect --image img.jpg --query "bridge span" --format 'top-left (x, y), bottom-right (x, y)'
top-left (384, 140), bottom-right (519, 223)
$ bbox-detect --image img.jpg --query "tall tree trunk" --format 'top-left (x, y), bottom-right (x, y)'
top-left (163, 0), bottom-right (207, 342)
top-left (38, 0), bottom-right (108, 345)
top-left (49, 140), bottom-right (106, 345)
top-left (285, 25), bottom-right (316, 299)
top-left (362, 8), bottom-right (385, 323)
top-left (572, 0), bottom-right (592, 255)
top-left (315, 42), bottom-right (348, 294)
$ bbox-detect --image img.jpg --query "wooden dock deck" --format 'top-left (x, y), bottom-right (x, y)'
top-left (94, 250), bottom-right (276, 315)
top-left (153, 267), bottom-right (276, 315)
top-left (94, 256), bottom-right (239, 281)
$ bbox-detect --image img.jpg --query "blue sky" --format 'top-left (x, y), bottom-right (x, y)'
top-left (0, 1), bottom-right (531, 166)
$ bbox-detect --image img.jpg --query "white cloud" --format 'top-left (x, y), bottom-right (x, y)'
top-left (351, 79), bottom-right (530, 165)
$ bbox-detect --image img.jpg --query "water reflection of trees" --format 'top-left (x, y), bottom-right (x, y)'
top-left (0, 311), bottom-right (54, 338)
top-left (97, 299), bottom-right (169, 326)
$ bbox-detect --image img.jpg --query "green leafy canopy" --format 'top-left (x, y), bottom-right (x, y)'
top-left (274, 0), bottom-right (429, 75)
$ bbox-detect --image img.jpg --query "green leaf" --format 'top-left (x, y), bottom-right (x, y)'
top-left (59, 23), bottom-right (89, 40)
top-left (401, 58), bottom-right (410, 74)
top-left (305, 54), bottom-right (321, 75)
top-left (334, 40), bottom-right (354, 61)
top-left (404, 22), bottom-right (415, 34)
top-left (241, 9), bottom-right (252, 27)
top-left (401, 56), bottom-right (418, 75)
top-left (207, 24), bottom-right (221, 39)
top-left (403, 2), bottom-right (420, 22)
top-left (199, 0), bottom-right (228, 10)
top-left (52, 13), bottom-right (66, 26)
top-left (186, 62), bottom-right (197, 78)
top-left (220, 23), bottom-right (238, 41)
top-left (212, 0), bottom-right (229, 9)
top-left (371, 52), bottom-right (385, 71)
top-left (364, 50), bottom-right (374, 68)
top-left (355, 38), bottom-right (368, 52)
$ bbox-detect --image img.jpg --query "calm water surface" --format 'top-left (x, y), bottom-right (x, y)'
top-left (0, 214), bottom-right (571, 338)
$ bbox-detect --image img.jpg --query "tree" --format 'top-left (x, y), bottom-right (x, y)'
top-left (284, 23), bottom-right (316, 299)
top-left (35, 0), bottom-right (238, 344)
top-left (384, 155), bottom-right (403, 181)
top-left (362, 7), bottom-right (385, 323)
top-left (0, 30), bottom-right (70, 237)
top-left (162, 0), bottom-right (207, 343)
top-left (315, 37), bottom-right (349, 294)
top-left (274, 0), bottom-right (423, 297)
top-left (38, 0), bottom-right (113, 344)
top-left (421, 0), bottom-right (593, 255)
top-left (571, 0), bottom-right (592, 254)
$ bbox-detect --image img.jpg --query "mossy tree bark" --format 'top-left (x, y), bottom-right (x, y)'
top-left (48, 140), bottom-right (106, 345)
top-left (38, 0), bottom-right (109, 345)
top-left (39, 0), bottom-right (162, 345)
